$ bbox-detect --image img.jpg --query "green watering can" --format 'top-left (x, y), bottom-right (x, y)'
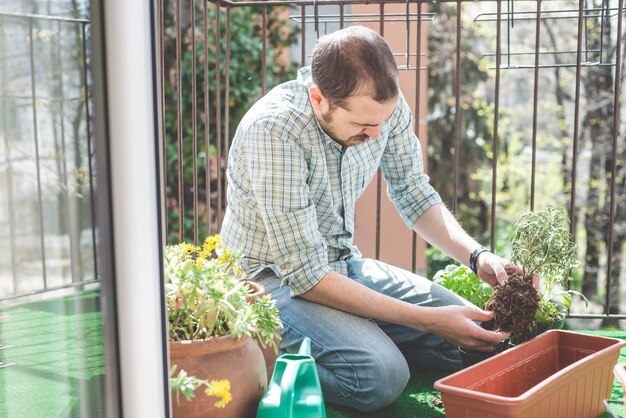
top-left (257, 337), bottom-right (327, 418)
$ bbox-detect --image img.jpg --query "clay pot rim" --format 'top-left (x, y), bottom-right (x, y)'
top-left (170, 333), bottom-right (255, 358)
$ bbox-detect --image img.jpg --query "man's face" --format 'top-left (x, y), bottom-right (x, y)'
top-left (313, 93), bottom-right (397, 148)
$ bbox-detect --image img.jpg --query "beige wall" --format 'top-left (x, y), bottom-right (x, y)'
top-left (352, 3), bottom-right (430, 276)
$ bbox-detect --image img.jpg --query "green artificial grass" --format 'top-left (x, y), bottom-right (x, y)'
top-left (1, 289), bottom-right (625, 418)
top-left (0, 288), bottom-right (105, 418)
top-left (327, 369), bottom-right (448, 418)
top-left (327, 329), bottom-right (626, 418)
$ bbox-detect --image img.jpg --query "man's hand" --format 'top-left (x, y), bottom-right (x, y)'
top-left (426, 305), bottom-right (510, 352)
top-left (475, 251), bottom-right (539, 289)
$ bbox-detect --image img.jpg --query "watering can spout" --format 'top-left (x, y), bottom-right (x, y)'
top-left (257, 337), bottom-right (327, 418)
top-left (299, 337), bottom-right (311, 356)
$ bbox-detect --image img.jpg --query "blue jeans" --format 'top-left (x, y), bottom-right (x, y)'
top-left (256, 258), bottom-right (473, 412)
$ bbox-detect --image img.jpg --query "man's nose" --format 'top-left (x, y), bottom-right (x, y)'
top-left (364, 126), bottom-right (381, 138)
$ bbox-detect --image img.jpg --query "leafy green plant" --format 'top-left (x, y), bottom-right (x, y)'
top-left (509, 205), bottom-right (587, 323)
top-left (169, 365), bottom-right (231, 408)
top-left (164, 235), bottom-right (281, 345)
top-left (164, 234), bottom-right (282, 404)
top-left (433, 264), bottom-right (493, 308)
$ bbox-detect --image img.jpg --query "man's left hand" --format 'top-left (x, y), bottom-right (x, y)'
top-left (475, 251), bottom-right (539, 289)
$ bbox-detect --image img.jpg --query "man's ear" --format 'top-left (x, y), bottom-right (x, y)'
top-left (309, 85), bottom-right (329, 113)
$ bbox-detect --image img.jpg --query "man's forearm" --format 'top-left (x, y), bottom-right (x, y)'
top-left (299, 269), bottom-right (506, 350)
top-left (412, 203), bottom-right (482, 268)
top-left (300, 270), bottom-right (432, 331)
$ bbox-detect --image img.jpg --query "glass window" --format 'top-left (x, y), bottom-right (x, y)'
top-left (0, 1), bottom-right (104, 416)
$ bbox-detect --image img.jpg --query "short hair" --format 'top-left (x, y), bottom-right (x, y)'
top-left (311, 26), bottom-right (399, 107)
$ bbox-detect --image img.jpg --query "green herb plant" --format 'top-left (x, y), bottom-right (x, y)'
top-left (509, 205), bottom-right (587, 324)
top-left (433, 264), bottom-right (493, 308)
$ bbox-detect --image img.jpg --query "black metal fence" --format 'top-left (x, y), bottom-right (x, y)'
top-left (157, 0), bottom-right (625, 322)
top-left (2, 1), bottom-right (624, 324)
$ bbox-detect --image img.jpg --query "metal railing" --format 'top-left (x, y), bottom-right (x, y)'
top-left (0, 10), bottom-right (98, 302)
top-left (168, 0), bottom-right (622, 321)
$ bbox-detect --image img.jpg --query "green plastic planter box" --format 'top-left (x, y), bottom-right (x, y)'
top-left (435, 330), bottom-right (626, 418)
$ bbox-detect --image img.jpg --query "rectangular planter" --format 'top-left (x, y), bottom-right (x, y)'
top-left (434, 330), bottom-right (626, 418)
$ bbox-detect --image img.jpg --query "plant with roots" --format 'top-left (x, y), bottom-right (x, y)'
top-left (509, 205), bottom-right (587, 323)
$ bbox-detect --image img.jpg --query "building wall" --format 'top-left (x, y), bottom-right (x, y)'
top-left (350, 3), bottom-right (430, 275)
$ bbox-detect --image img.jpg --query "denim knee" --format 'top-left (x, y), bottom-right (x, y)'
top-left (335, 347), bottom-right (410, 412)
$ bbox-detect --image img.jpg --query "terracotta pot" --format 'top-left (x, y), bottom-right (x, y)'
top-left (170, 334), bottom-right (267, 418)
top-left (435, 330), bottom-right (626, 418)
top-left (244, 280), bottom-right (282, 382)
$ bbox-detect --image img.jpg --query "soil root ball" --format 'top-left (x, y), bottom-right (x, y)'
top-left (483, 273), bottom-right (539, 343)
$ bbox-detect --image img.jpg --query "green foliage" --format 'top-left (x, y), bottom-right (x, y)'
top-left (163, 4), bottom-right (299, 243)
top-left (164, 235), bottom-right (282, 347)
top-left (426, 246), bottom-right (454, 280)
top-left (509, 205), bottom-right (588, 321)
top-left (510, 205), bottom-right (578, 280)
top-left (535, 299), bottom-right (561, 323)
top-left (433, 264), bottom-right (493, 308)
top-left (169, 365), bottom-right (231, 408)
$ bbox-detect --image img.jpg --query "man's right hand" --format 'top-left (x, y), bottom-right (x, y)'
top-left (424, 305), bottom-right (509, 352)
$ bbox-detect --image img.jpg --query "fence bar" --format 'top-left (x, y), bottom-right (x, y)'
top-left (157, 0), bottom-right (168, 243)
top-left (191, 0), bottom-right (199, 245)
top-left (375, 2), bottom-right (385, 260)
top-left (0, 10), bottom-right (89, 23)
top-left (605, 0), bottom-right (624, 315)
top-left (405, 0), bottom-right (410, 68)
top-left (1, 16), bottom-right (19, 294)
top-left (215, 0), bottom-right (223, 230)
top-left (339, 3), bottom-right (344, 28)
top-left (59, 21), bottom-right (82, 286)
top-left (176, 0), bottom-right (184, 241)
top-left (412, 1), bottom-right (423, 272)
top-left (301, 5), bottom-right (306, 65)
top-left (81, 22), bottom-right (98, 282)
top-left (599, 0), bottom-right (607, 63)
top-left (529, 0), bottom-right (542, 211)
top-left (224, 8), bottom-right (232, 197)
top-left (0, 280), bottom-right (100, 303)
top-left (262, 5), bottom-right (268, 95)
top-left (203, 0), bottom-right (212, 236)
top-left (28, 18), bottom-right (49, 290)
top-left (569, 0), bottom-right (584, 238)
top-left (490, 0), bottom-right (502, 252)
top-left (218, 0), bottom-right (530, 7)
top-left (57, 21), bottom-right (69, 217)
top-left (452, 0), bottom-right (461, 213)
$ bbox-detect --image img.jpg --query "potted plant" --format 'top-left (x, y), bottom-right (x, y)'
top-left (165, 235), bottom-right (282, 418)
top-left (484, 205), bottom-right (586, 344)
top-left (433, 206), bottom-right (587, 366)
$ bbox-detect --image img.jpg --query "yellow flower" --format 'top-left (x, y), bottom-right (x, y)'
top-left (181, 243), bottom-right (196, 258)
top-left (197, 247), bottom-right (210, 261)
top-left (202, 234), bottom-right (221, 254)
top-left (217, 252), bottom-right (229, 264)
top-left (205, 379), bottom-right (232, 408)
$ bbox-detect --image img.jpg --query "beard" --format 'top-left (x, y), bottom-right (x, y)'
top-left (319, 109), bottom-right (369, 146)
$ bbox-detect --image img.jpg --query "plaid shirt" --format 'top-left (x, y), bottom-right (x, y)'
top-left (221, 67), bottom-right (441, 296)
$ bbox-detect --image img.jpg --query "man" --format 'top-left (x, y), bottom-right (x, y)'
top-left (221, 26), bottom-right (517, 411)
